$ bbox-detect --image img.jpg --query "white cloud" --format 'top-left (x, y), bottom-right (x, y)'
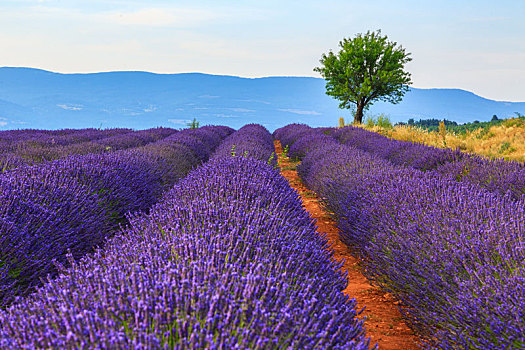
top-left (168, 118), bottom-right (191, 125)
top-left (57, 104), bottom-right (83, 110)
top-left (228, 108), bottom-right (255, 113)
top-left (0, 117), bottom-right (11, 126)
top-left (215, 114), bottom-right (239, 118)
top-left (278, 108), bottom-right (321, 115)
top-left (235, 99), bottom-right (271, 105)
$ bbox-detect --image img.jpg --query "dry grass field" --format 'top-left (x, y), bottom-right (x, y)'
top-left (358, 117), bottom-right (525, 162)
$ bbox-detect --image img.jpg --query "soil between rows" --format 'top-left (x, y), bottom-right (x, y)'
top-left (274, 140), bottom-right (420, 350)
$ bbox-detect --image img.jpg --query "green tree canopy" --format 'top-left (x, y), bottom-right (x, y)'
top-left (314, 30), bottom-right (412, 123)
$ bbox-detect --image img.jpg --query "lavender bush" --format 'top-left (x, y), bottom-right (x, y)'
top-left (0, 126), bottom-right (232, 307)
top-left (329, 126), bottom-right (460, 170)
top-left (0, 128), bottom-right (178, 172)
top-left (0, 126), bottom-right (369, 349)
top-left (272, 123), bottom-right (312, 154)
top-left (0, 128), bottom-right (133, 154)
top-left (0, 128), bottom-right (131, 152)
top-left (212, 124), bottom-right (277, 165)
top-left (275, 125), bottom-right (525, 349)
top-left (331, 125), bottom-right (525, 200)
top-left (435, 154), bottom-right (525, 200)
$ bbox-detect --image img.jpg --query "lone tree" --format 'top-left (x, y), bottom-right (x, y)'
top-left (314, 30), bottom-right (412, 124)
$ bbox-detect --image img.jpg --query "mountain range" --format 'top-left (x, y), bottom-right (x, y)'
top-left (0, 67), bottom-right (523, 131)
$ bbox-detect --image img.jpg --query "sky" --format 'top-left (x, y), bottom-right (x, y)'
top-left (1, 0), bottom-right (524, 102)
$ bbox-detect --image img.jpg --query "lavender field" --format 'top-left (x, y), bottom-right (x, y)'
top-left (275, 124), bottom-right (525, 349)
top-left (0, 124), bottom-right (369, 349)
top-left (0, 123), bottom-right (523, 349)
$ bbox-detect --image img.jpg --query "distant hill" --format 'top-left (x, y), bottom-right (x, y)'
top-left (0, 67), bottom-right (523, 131)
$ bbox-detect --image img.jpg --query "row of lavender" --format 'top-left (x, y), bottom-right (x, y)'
top-left (210, 123), bottom-right (278, 167)
top-left (329, 126), bottom-right (525, 200)
top-left (0, 124), bottom-right (370, 349)
top-left (0, 126), bottom-right (233, 308)
top-left (275, 124), bottom-right (525, 349)
top-left (0, 127), bottom-right (179, 171)
top-left (0, 128), bottom-right (132, 149)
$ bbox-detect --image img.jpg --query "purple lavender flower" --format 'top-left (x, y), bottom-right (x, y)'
top-left (0, 125), bottom-right (370, 349)
top-left (275, 124), bottom-right (525, 349)
top-left (0, 126), bottom-right (233, 307)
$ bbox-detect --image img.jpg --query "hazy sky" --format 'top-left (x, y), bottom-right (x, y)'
top-left (1, 0), bottom-right (524, 101)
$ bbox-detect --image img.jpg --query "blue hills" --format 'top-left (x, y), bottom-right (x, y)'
top-left (0, 67), bottom-right (523, 131)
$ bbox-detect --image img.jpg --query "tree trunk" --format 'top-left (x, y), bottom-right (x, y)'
top-left (354, 103), bottom-right (365, 124)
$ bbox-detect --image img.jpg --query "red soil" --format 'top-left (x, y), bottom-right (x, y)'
top-left (275, 141), bottom-right (420, 350)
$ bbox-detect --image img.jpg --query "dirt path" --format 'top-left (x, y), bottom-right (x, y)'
top-left (275, 141), bottom-right (420, 350)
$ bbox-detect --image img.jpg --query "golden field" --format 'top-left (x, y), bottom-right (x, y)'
top-left (358, 117), bottom-right (525, 162)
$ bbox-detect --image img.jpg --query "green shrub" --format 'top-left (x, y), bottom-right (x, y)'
top-left (376, 114), bottom-right (393, 129)
top-left (365, 115), bottom-right (376, 128)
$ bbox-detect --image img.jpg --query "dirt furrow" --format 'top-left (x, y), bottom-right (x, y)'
top-left (275, 140), bottom-right (420, 350)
